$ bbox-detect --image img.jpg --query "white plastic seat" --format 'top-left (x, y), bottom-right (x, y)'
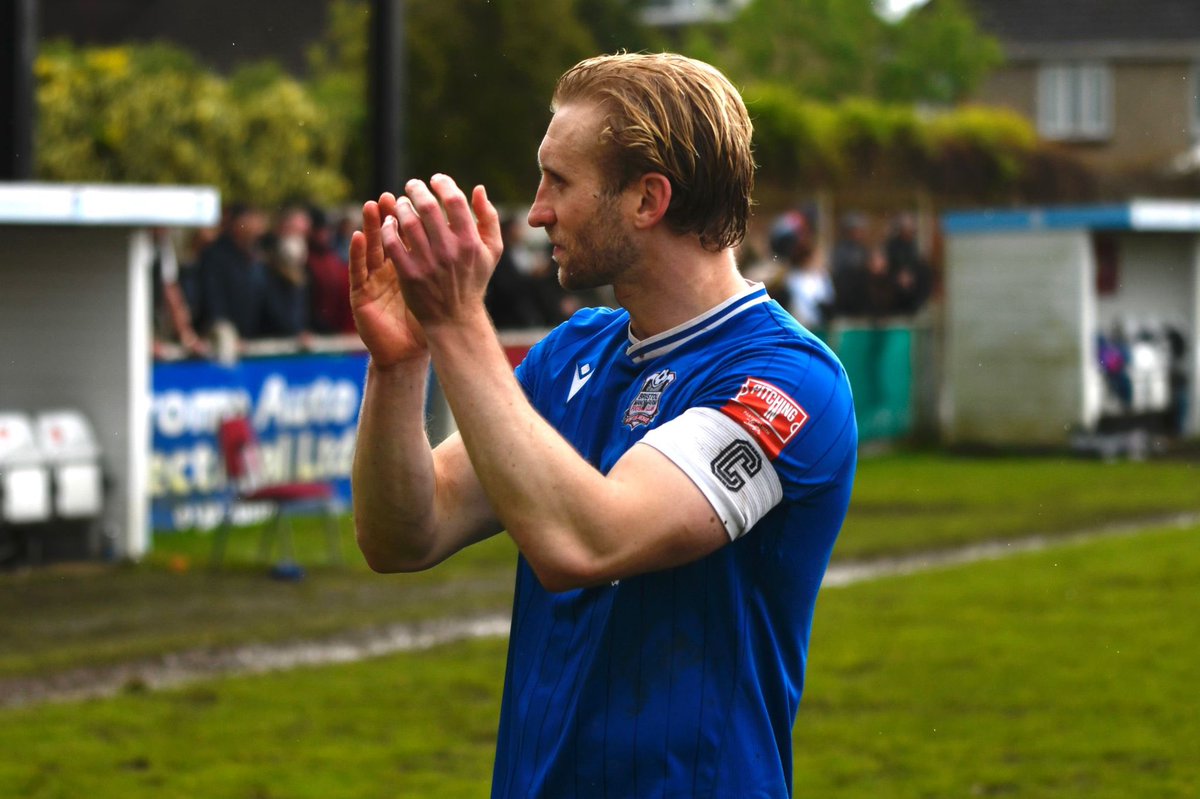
top-left (0, 412), bottom-right (51, 524)
top-left (35, 410), bottom-right (104, 519)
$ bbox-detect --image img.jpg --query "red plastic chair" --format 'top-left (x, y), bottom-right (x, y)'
top-left (209, 415), bottom-right (343, 570)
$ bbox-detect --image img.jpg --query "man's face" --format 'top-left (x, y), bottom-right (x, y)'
top-left (527, 102), bottom-right (638, 291)
top-left (232, 210), bottom-right (267, 251)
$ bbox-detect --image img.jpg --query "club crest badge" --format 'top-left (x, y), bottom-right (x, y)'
top-left (623, 369), bottom-right (677, 429)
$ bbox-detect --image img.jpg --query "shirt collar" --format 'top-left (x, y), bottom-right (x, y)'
top-left (625, 282), bottom-right (770, 364)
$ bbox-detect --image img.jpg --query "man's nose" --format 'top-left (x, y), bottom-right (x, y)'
top-left (527, 193), bottom-right (554, 229)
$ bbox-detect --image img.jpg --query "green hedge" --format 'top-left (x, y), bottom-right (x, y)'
top-left (34, 42), bottom-right (1083, 209)
top-left (746, 82), bottom-right (1065, 200)
top-left (35, 43), bottom-right (349, 207)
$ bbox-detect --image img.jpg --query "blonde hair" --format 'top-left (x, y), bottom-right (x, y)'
top-left (552, 52), bottom-right (755, 252)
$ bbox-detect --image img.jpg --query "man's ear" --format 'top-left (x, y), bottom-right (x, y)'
top-left (630, 173), bottom-right (672, 231)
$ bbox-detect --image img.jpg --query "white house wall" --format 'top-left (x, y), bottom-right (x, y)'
top-left (944, 230), bottom-right (1092, 444)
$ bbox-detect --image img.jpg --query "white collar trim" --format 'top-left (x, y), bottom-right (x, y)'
top-left (625, 282), bottom-right (769, 363)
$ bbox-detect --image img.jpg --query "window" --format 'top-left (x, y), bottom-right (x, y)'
top-left (1037, 62), bottom-right (1112, 141)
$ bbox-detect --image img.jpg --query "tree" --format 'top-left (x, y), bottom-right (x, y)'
top-left (36, 1), bottom-right (647, 207)
top-left (700, 0), bottom-right (999, 105)
top-left (36, 42), bottom-right (350, 206)
top-left (722, 0), bottom-right (886, 101)
top-left (404, 0), bottom-right (596, 202)
top-left (307, 0), bottom-right (625, 203)
top-left (307, 0), bottom-right (372, 199)
top-left (574, 0), bottom-right (665, 53)
top-left (878, 0), bottom-right (1003, 104)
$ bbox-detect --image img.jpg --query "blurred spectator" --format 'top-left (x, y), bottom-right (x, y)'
top-left (884, 212), bottom-right (933, 314)
top-left (486, 215), bottom-right (547, 329)
top-left (178, 226), bottom-right (217, 326)
top-left (306, 206), bottom-right (356, 334)
top-left (769, 210), bottom-right (832, 331)
top-left (865, 245), bottom-right (899, 317)
top-left (830, 212), bottom-right (872, 317)
top-left (197, 203), bottom-right (269, 341)
top-left (261, 206), bottom-right (312, 338)
top-left (149, 227), bottom-right (207, 356)
top-left (333, 209), bottom-right (356, 265)
top-left (1165, 324), bottom-right (1189, 435)
top-left (736, 237), bottom-right (784, 299)
top-left (1098, 322), bottom-right (1133, 413)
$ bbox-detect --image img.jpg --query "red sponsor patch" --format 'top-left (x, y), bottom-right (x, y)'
top-left (719, 378), bottom-right (808, 459)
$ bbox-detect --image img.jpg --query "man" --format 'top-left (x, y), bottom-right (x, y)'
top-left (483, 213), bottom-right (546, 329)
top-left (305, 206), bottom-right (357, 335)
top-left (197, 203), bottom-right (269, 340)
top-left (261, 206), bottom-right (312, 338)
top-left (148, 226), bottom-right (207, 357)
top-left (884, 211), bottom-right (934, 315)
top-left (350, 53), bottom-right (857, 797)
top-left (830, 211), bottom-right (872, 318)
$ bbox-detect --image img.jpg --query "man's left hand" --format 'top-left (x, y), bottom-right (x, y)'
top-left (380, 174), bottom-right (504, 327)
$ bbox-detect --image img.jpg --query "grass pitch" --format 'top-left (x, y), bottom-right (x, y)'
top-left (794, 521), bottom-right (1199, 798)
top-left (1, 522), bottom-right (1196, 798)
top-left (3, 452), bottom-right (1197, 682)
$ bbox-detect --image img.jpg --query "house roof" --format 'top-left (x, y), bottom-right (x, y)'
top-left (0, 183), bottom-right (219, 227)
top-left (942, 200), bottom-right (1200, 235)
top-left (967, 0), bottom-right (1200, 53)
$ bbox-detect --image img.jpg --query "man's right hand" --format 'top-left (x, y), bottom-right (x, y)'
top-left (349, 194), bottom-right (429, 368)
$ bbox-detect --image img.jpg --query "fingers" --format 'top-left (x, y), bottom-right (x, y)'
top-left (378, 192), bottom-right (399, 223)
top-left (349, 229), bottom-right (368, 287)
top-left (430, 174), bottom-right (474, 235)
top-left (472, 184), bottom-right (503, 257)
top-left (386, 209), bottom-right (424, 278)
top-left (388, 196), bottom-right (434, 280)
top-left (360, 198), bottom-right (386, 272)
top-left (368, 174), bottom-right (494, 285)
top-left (403, 178), bottom-right (457, 261)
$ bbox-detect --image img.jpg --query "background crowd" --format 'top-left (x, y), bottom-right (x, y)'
top-left (149, 202), bottom-right (361, 359)
top-left (149, 202), bottom-right (935, 359)
top-left (750, 207), bottom-right (935, 333)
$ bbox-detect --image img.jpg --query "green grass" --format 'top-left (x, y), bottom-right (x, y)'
top-left (1, 523), bottom-right (1195, 798)
top-left (0, 637), bottom-right (506, 799)
top-left (836, 451), bottom-right (1200, 559)
top-left (2, 453), bottom-right (1198, 682)
top-left (795, 522), bottom-right (1200, 798)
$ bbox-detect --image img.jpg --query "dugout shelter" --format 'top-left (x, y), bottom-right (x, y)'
top-left (0, 182), bottom-right (219, 560)
top-left (941, 200), bottom-right (1200, 447)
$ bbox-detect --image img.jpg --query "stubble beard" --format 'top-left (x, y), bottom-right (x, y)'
top-left (556, 198), bottom-right (639, 292)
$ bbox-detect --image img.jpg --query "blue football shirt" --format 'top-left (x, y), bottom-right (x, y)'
top-left (493, 283), bottom-right (857, 798)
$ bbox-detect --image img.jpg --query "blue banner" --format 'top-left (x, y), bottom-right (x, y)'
top-left (150, 353), bottom-right (368, 531)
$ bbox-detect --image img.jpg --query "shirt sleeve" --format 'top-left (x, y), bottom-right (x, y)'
top-left (639, 338), bottom-right (857, 540)
top-left (514, 330), bottom-right (553, 401)
top-left (640, 407), bottom-right (781, 540)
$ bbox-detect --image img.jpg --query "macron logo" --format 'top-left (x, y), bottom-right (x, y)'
top-left (568, 362), bottom-right (594, 402)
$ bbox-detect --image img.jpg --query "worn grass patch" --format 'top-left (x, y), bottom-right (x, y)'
top-left (1, 453), bottom-right (1197, 683)
top-left (1, 524), bottom-right (1195, 798)
top-left (0, 528), bottom-right (518, 680)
